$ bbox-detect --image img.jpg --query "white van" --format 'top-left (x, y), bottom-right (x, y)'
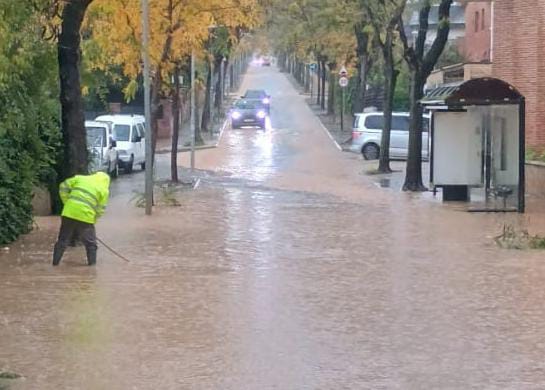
top-left (349, 112), bottom-right (430, 160)
top-left (85, 121), bottom-right (119, 177)
top-left (95, 114), bottom-right (146, 173)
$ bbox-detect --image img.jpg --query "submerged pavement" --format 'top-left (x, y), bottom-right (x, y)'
top-left (2, 65), bottom-right (545, 389)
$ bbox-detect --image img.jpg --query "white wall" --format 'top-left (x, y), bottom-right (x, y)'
top-left (433, 110), bottom-right (483, 186)
top-left (432, 105), bottom-right (521, 188)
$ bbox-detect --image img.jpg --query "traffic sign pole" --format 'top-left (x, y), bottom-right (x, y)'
top-left (341, 88), bottom-right (344, 132)
top-left (338, 75), bottom-right (349, 133)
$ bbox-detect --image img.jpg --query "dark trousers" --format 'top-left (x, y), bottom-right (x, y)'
top-left (53, 217), bottom-right (97, 266)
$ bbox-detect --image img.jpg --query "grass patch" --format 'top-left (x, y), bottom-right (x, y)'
top-left (0, 373), bottom-right (20, 380)
top-left (131, 184), bottom-right (185, 208)
top-left (495, 224), bottom-right (545, 250)
top-left (526, 147), bottom-right (545, 163)
top-left (159, 186), bottom-right (181, 207)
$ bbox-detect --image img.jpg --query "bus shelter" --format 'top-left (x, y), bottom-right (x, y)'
top-left (422, 77), bottom-right (525, 212)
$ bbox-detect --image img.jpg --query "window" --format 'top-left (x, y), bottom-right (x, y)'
top-left (131, 126), bottom-right (139, 142)
top-left (114, 124), bottom-right (130, 141)
top-left (137, 123), bottom-right (145, 138)
top-left (353, 116), bottom-right (361, 128)
top-left (481, 9), bottom-right (485, 30)
top-left (500, 118), bottom-right (507, 171)
top-left (392, 116), bottom-right (410, 132)
top-left (423, 118), bottom-right (430, 133)
top-left (475, 11), bottom-right (479, 32)
top-left (86, 127), bottom-right (107, 147)
top-left (365, 115), bottom-right (384, 130)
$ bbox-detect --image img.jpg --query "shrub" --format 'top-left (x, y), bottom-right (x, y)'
top-left (0, 1), bottom-right (61, 244)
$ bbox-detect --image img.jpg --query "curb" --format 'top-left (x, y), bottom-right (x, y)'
top-left (317, 118), bottom-right (343, 151)
top-left (289, 74), bottom-right (344, 152)
top-left (156, 118), bottom-right (230, 155)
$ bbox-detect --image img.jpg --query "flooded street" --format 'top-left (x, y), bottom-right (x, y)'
top-left (3, 65), bottom-right (545, 389)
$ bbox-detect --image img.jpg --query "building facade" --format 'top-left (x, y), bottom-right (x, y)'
top-left (408, 2), bottom-right (466, 47)
top-left (461, 1), bottom-right (492, 62)
top-left (493, 0), bottom-right (545, 150)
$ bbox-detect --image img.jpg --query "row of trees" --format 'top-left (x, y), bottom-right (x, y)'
top-left (266, 0), bottom-right (454, 190)
top-left (0, 0), bottom-right (263, 244)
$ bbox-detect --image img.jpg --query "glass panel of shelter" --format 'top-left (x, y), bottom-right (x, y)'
top-left (468, 105), bottom-right (520, 211)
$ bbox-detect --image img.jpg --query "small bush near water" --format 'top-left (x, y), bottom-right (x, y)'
top-left (495, 224), bottom-right (545, 250)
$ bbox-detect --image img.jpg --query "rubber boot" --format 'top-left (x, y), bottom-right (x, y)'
top-left (86, 247), bottom-right (97, 266)
top-left (52, 243), bottom-right (65, 266)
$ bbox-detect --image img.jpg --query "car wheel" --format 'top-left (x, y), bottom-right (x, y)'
top-left (362, 144), bottom-right (380, 160)
top-left (125, 156), bottom-right (134, 173)
top-left (232, 121), bottom-right (240, 129)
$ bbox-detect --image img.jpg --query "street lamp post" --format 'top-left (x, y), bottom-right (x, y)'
top-left (141, 0), bottom-right (153, 215)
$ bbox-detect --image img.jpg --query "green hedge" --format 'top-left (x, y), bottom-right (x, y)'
top-left (0, 1), bottom-right (61, 245)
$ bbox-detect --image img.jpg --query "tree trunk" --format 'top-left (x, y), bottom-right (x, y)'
top-left (400, 0), bottom-right (453, 191)
top-left (58, 0), bottom-right (93, 178)
top-left (327, 64), bottom-right (336, 116)
top-left (378, 30), bottom-right (398, 174)
top-left (171, 66), bottom-right (181, 182)
top-left (223, 58), bottom-right (229, 97)
top-left (353, 25), bottom-right (371, 114)
top-left (230, 58), bottom-right (235, 90)
top-left (353, 53), bottom-right (370, 113)
top-left (304, 65), bottom-right (310, 93)
top-left (403, 74), bottom-right (427, 190)
top-left (316, 60), bottom-right (321, 105)
top-left (194, 86), bottom-right (203, 145)
top-left (201, 59), bottom-right (212, 133)
top-left (213, 56), bottom-right (223, 111)
top-left (320, 60), bottom-right (327, 111)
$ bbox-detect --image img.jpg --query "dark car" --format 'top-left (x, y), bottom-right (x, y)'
top-left (230, 99), bottom-right (268, 129)
top-left (242, 89), bottom-right (271, 113)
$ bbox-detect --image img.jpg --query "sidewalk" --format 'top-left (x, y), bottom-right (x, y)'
top-left (156, 111), bottom-right (230, 154)
top-left (285, 74), bottom-right (353, 149)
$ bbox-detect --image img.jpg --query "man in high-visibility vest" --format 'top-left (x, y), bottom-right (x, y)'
top-left (53, 172), bottom-right (111, 266)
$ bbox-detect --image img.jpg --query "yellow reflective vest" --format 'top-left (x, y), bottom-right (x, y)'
top-left (60, 172), bottom-right (111, 224)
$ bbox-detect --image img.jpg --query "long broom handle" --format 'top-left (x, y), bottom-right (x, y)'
top-left (96, 236), bottom-right (131, 263)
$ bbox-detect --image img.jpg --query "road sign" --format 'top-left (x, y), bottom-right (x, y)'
top-left (339, 66), bottom-right (348, 77)
top-left (339, 76), bottom-right (349, 88)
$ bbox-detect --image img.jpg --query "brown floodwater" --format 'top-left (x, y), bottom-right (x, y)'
top-left (2, 65), bottom-right (545, 389)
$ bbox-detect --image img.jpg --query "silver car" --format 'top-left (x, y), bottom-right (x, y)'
top-left (349, 112), bottom-right (430, 160)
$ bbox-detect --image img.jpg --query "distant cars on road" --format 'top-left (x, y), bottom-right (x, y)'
top-left (350, 112), bottom-right (430, 160)
top-left (230, 99), bottom-right (268, 129)
top-left (252, 55), bottom-right (273, 67)
top-left (242, 89), bottom-right (271, 113)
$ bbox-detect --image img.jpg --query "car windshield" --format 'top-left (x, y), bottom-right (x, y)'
top-left (234, 101), bottom-right (258, 109)
top-left (114, 124), bottom-right (130, 141)
top-left (244, 90), bottom-right (266, 99)
top-left (86, 127), bottom-right (106, 147)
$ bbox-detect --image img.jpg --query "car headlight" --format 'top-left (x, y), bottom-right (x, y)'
top-left (256, 110), bottom-right (267, 119)
top-left (262, 97), bottom-right (270, 105)
top-left (231, 111), bottom-right (242, 119)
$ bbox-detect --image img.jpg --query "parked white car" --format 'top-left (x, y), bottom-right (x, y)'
top-left (95, 114), bottom-right (146, 173)
top-left (349, 112), bottom-right (430, 160)
top-left (85, 121), bottom-right (119, 178)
